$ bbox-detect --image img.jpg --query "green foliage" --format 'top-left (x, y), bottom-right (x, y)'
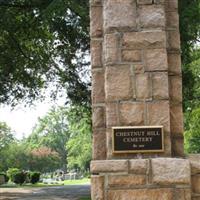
top-left (0, 122), bottom-right (15, 150)
top-left (0, 142), bottom-right (31, 172)
top-left (179, 0), bottom-right (200, 111)
top-left (0, 141), bottom-right (61, 173)
top-left (26, 107), bottom-right (71, 171)
top-left (179, 0), bottom-right (200, 64)
top-left (12, 171), bottom-right (27, 185)
top-left (66, 106), bottom-right (92, 172)
top-left (0, 172), bottom-right (9, 183)
top-left (30, 147), bottom-right (61, 173)
top-left (7, 168), bottom-right (20, 180)
top-left (0, 0), bottom-right (90, 106)
top-left (29, 172), bottom-right (40, 184)
top-left (185, 108), bottom-right (200, 153)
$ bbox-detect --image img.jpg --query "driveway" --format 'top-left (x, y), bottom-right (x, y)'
top-left (0, 184), bottom-right (91, 200)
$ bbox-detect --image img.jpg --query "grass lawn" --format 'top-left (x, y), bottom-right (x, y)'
top-left (0, 178), bottom-right (90, 188)
top-left (61, 178), bottom-right (90, 185)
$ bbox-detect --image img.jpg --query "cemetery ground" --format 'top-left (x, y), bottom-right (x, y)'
top-left (0, 181), bottom-right (91, 200)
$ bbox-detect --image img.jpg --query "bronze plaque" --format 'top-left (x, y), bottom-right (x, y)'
top-left (112, 126), bottom-right (164, 153)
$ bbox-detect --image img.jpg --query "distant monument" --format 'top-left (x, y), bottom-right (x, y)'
top-left (90, 0), bottom-right (200, 199)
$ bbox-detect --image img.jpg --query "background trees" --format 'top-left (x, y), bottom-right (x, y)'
top-left (0, 0), bottom-right (200, 168)
top-left (26, 107), bottom-right (70, 171)
top-left (66, 106), bottom-right (91, 172)
top-left (179, 0), bottom-right (200, 152)
top-left (0, 0), bottom-right (90, 106)
top-left (179, 0), bottom-right (200, 110)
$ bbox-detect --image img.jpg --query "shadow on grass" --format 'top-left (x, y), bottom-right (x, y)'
top-left (0, 183), bottom-right (64, 188)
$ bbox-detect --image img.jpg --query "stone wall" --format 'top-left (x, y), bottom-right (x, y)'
top-left (90, 0), bottom-right (184, 159)
top-left (91, 158), bottom-right (193, 200)
top-left (189, 155), bottom-right (200, 200)
top-left (91, 156), bottom-right (200, 200)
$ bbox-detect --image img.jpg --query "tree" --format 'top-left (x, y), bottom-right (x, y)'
top-left (0, 122), bottom-right (16, 171)
top-left (30, 147), bottom-right (61, 172)
top-left (0, 0), bottom-right (90, 106)
top-left (66, 106), bottom-right (92, 172)
top-left (0, 122), bottom-right (15, 149)
top-left (185, 108), bottom-right (200, 153)
top-left (0, 142), bottom-right (30, 171)
top-left (179, 0), bottom-right (200, 111)
top-left (26, 107), bottom-right (71, 171)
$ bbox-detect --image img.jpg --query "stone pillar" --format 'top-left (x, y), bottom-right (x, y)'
top-left (90, 0), bottom-right (189, 199)
top-left (91, 0), bottom-right (183, 160)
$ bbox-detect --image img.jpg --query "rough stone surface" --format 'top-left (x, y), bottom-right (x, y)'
top-left (189, 155), bottom-right (200, 174)
top-left (167, 30), bottom-right (180, 50)
top-left (90, 6), bottom-right (103, 37)
top-left (119, 102), bottom-right (145, 126)
top-left (92, 70), bottom-right (105, 104)
top-left (105, 65), bottom-right (132, 101)
top-left (152, 72), bottom-right (169, 99)
top-left (107, 188), bottom-right (173, 200)
top-left (168, 53), bottom-right (182, 75)
top-left (137, 0), bottom-right (153, 5)
top-left (123, 31), bottom-right (166, 49)
top-left (89, 0), bottom-right (190, 198)
top-left (108, 175), bottom-right (146, 187)
top-left (166, 0), bottom-right (178, 10)
top-left (90, 0), bottom-right (102, 5)
top-left (90, 160), bottom-right (128, 173)
top-left (145, 49), bottom-right (168, 71)
top-left (91, 175), bottom-right (104, 200)
top-left (134, 64), bottom-right (144, 74)
top-left (147, 101), bottom-right (170, 132)
top-left (152, 158), bottom-right (191, 185)
top-left (174, 189), bottom-right (191, 200)
top-left (170, 104), bottom-right (184, 135)
top-left (154, 0), bottom-right (165, 4)
top-left (91, 40), bottom-right (102, 68)
top-left (92, 106), bottom-right (105, 128)
top-left (139, 5), bottom-right (165, 28)
top-left (136, 73), bottom-right (151, 99)
top-left (166, 11), bottom-right (179, 28)
top-left (169, 76), bottom-right (182, 103)
top-left (104, 33), bottom-right (119, 64)
top-left (129, 159), bottom-right (148, 174)
top-left (163, 133), bottom-right (172, 157)
top-left (104, 0), bottom-right (136, 31)
top-left (92, 129), bottom-right (106, 160)
top-left (122, 50), bottom-right (142, 62)
top-left (171, 137), bottom-right (184, 157)
top-left (192, 196), bottom-right (200, 200)
top-left (192, 175), bottom-right (200, 194)
top-left (106, 103), bottom-right (119, 127)
top-left (172, 143), bottom-right (182, 157)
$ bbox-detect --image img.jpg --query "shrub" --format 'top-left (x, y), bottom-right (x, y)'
top-left (12, 171), bottom-right (27, 185)
top-left (7, 168), bottom-right (26, 185)
top-left (29, 172), bottom-right (40, 184)
top-left (7, 168), bottom-right (20, 180)
top-left (0, 172), bottom-right (9, 183)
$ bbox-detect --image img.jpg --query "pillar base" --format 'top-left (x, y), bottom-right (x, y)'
top-left (91, 157), bottom-right (200, 200)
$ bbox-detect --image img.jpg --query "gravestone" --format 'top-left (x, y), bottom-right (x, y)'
top-left (90, 0), bottom-right (200, 199)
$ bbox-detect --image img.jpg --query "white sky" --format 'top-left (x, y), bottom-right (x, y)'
top-left (0, 97), bottom-right (66, 140)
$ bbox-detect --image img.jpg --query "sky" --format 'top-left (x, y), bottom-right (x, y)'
top-left (0, 97), bottom-right (66, 140)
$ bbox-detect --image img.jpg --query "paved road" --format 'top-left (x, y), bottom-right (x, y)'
top-left (0, 184), bottom-right (91, 200)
